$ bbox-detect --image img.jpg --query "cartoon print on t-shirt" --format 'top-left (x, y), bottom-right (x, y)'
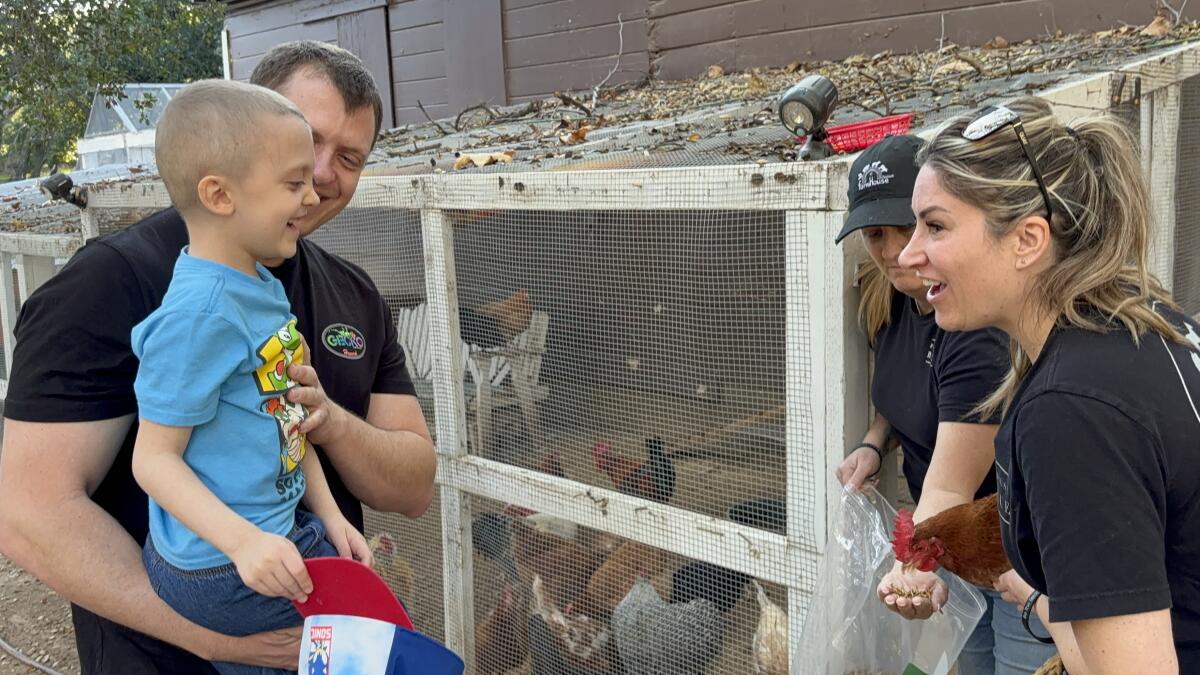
top-left (254, 319), bottom-right (308, 498)
top-left (255, 320), bottom-right (306, 394)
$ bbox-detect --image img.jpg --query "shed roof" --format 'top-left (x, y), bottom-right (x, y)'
top-left (363, 22), bottom-right (1198, 175)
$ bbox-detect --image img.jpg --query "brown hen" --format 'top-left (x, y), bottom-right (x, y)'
top-left (475, 582), bottom-right (529, 674)
top-left (892, 493), bottom-right (1009, 588)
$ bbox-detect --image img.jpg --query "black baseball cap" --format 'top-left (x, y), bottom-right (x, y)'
top-left (834, 134), bottom-right (924, 244)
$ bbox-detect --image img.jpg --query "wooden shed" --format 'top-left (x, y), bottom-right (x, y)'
top-left (224, 0), bottom-right (1158, 126)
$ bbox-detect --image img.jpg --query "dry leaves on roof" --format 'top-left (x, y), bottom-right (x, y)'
top-left (453, 150), bottom-right (515, 170)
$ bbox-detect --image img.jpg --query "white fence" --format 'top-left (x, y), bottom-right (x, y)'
top-left (3, 40), bottom-right (1198, 674)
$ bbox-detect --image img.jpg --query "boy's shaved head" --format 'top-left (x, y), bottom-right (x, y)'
top-left (155, 79), bottom-right (308, 213)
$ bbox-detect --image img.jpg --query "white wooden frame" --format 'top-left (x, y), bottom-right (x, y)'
top-left (14, 41), bottom-right (1199, 671)
top-left (0, 233), bottom-right (82, 397)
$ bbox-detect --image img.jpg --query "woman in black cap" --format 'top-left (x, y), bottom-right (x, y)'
top-left (834, 135), bottom-right (1057, 674)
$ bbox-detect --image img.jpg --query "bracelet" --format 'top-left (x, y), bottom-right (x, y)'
top-left (1021, 590), bottom-right (1056, 645)
top-left (856, 442), bottom-right (885, 478)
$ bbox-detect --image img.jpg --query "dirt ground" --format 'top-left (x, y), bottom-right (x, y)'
top-left (0, 544), bottom-right (79, 674)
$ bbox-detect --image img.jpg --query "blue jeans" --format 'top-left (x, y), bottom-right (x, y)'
top-left (144, 510), bottom-right (339, 675)
top-left (958, 587), bottom-right (1060, 675)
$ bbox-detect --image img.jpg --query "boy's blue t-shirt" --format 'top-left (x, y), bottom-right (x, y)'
top-left (132, 251), bottom-right (308, 570)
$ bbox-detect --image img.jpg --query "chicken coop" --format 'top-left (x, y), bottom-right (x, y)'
top-left (4, 29), bottom-right (1200, 675)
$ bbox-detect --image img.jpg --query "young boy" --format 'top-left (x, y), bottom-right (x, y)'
top-left (130, 79), bottom-right (371, 674)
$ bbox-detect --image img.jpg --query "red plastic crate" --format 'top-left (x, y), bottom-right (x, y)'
top-left (798, 113), bottom-right (914, 154)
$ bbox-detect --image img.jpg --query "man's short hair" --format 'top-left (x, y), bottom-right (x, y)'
top-left (249, 40), bottom-right (384, 143)
top-left (155, 79), bottom-right (307, 214)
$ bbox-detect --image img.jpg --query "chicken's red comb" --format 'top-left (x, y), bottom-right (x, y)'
top-left (892, 509), bottom-right (916, 562)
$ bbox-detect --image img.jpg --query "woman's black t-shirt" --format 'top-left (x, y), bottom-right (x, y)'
top-left (996, 305), bottom-right (1200, 669)
top-left (872, 294), bottom-right (1009, 502)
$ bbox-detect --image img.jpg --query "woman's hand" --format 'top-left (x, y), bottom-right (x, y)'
top-left (994, 568), bottom-right (1037, 607)
top-left (836, 445), bottom-right (882, 491)
top-left (878, 562), bottom-right (948, 620)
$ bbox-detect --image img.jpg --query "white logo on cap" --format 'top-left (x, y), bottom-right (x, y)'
top-left (858, 161), bottom-right (893, 190)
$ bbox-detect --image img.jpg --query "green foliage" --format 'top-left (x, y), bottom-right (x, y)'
top-left (0, 0), bottom-right (225, 179)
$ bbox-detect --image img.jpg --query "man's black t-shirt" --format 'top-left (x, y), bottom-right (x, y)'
top-left (6, 208), bottom-right (415, 536)
top-left (872, 294), bottom-right (1009, 503)
top-left (996, 306), bottom-right (1200, 669)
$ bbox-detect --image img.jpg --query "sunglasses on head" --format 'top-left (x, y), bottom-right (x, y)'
top-left (962, 105), bottom-right (1054, 222)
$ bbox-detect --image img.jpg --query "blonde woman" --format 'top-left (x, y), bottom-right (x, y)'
top-left (899, 96), bottom-right (1197, 673)
top-left (834, 136), bottom-right (1055, 674)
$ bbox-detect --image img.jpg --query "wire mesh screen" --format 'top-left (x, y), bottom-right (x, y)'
top-left (363, 497), bottom-right (447, 643)
top-left (93, 206), bottom-right (160, 237)
top-left (446, 208), bottom-right (803, 523)
top-left (1173, 74), bottom-right (1200, 318)
top-left (305, 181), bottom-right (426, 313)
top-left (468, 489), bottom-right (790, 674)
top-left (435, 204), bottom-right (809, 674)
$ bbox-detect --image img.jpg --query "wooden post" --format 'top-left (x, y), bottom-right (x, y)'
top-left (786, 208), bottom-right (816, 668)
top-left (17, 254), bottom-right (57, 303)
top-left (1145, 84), bottom-right (1181, 292)
top-left (80, 207), bottom-right (101, 241)
top-left (0, 252), bottom-right (19, 379)
top-left (420, 207), bottom-right (474, 666)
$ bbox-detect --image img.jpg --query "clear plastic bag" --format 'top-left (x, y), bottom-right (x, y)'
top-left (793, 485), bottom-right (986, 675)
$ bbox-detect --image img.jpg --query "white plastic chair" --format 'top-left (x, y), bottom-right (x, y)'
top-left (395, 304), bottom-right (550, 453)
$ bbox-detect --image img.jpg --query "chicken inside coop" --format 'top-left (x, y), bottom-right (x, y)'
top-left (469, 501), bottom-right (782, 674)
top-left (367, 531), bottom-right (414, 606)
top-left (478, 288), bottom-right (533, 341)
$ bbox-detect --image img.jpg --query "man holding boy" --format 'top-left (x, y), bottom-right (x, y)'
top-left (0, 42), bottom-right (437, 673)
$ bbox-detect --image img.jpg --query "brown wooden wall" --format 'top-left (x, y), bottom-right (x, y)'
top-left (647, 0), bottom-right (1154, 79)
top-left (388, 0), bottom-right (448, 123)
top-left (227, 0), bottom-right (396, 128)
top-left (502, 0), bottom-right (650, 103)
top-left (227, 0), bottom-right (1173, 127)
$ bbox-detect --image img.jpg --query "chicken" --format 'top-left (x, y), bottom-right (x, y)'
top-left (473, 512), bottom-right (522, 582)
top-left (891, 493), bottom-right (1008, 588)
top-left (511, 515), bottom-right (603, 608)
top-left (1036, 654), bottom-right (1067, 675)
top-left (592, 437), bottom-right (677, 504)
top-left (611, 577), bottom-right (724, 674)
top-left (502, 504), bottom-right (581, 542)
top-left (892, 497), bottom-right (1064, 674)
top-left (523, 512), bottom-right (580, 542)
top-left (530, 574), bottom-right (619, 673)
top-left (536, 450), bottom-right (567, 478)
top-left (367, 532), bottom-right (414, 605)
top-left (751, 580), bottom-right (787, 675)
top-left (479, 288), bottom-right (533, 341)
top-left (727, 498), bottom-right (786, 534)
top-left (671, 560), bottom-right (750, 613)
top-left (475, 582), bottom-right (530, 675)
top-left (577, 540), bottom-right (669, 619)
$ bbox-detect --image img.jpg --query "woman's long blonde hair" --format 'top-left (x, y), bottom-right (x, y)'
top-left (857, 255), bottom-right (894, 347)
top-left (920, 96), bottom-right (1181, 416)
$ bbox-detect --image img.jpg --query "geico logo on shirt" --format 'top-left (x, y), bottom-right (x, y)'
top-left (321, 323), bottom-right (366, 360)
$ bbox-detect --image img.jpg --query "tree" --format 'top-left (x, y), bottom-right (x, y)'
top-left (0, 0), bottom-right (225, 179)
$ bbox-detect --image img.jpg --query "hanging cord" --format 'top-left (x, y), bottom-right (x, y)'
top-left (0, 632), bottom-right (66, 675)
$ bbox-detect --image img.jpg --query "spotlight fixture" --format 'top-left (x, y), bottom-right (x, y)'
top-left (777, 75), bottom-right (839, 161)
top-left (39, 173), bottom-right (87, 209)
